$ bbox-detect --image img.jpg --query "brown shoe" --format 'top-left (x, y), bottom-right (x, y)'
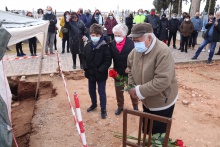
top-left (50, 52), bottom-right (55, 54)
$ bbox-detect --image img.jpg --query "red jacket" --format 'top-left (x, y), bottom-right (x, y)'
top-left (105, 17), bottom-right (118, 34)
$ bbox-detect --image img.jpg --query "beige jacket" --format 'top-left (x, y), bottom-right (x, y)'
top-left (127, 39), bottom-right (178, 110)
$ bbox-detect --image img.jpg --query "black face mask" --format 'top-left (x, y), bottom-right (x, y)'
top-left (96, 12), bottom-right (99, 15)
top-left (80, 10), bottom-right (83, 13)
top-left (130, 14), bottom-right (133, 18)
top-left (86, 12), bottom-right (90, 15)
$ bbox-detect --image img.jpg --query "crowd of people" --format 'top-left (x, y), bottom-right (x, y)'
top-left (8, 6), bottom-right (220, 133)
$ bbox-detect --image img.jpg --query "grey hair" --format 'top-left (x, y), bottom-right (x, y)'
top-left (143, 33), bottom-right (155, 39)
top-left (112, 24), bottom-right (128, 37)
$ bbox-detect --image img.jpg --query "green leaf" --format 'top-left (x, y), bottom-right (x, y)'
top-left (161, 133), bottom-right (166, 138)
top-left (115, 82), bottom-right (121, 86)
top-left (154, 140), bottom-right (162, 145)
top-left (152, 133), bottom-right (160, 139)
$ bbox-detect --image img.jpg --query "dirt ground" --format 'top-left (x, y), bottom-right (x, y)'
top-left (10, 61), bottom-right (220, 147)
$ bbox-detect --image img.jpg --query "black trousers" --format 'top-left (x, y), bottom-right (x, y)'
top-left (72, 54), bottom-right (83, 65)
top-left (15, 42), bottom-right (23, 54)
top-left (181, 36), bottom-right (189, 51)
top-left (142, 104), bottom-right (175, 134)
top-left (28, 37), bottom-right (37, 54)
top-left (167, 31), bottom-right (177, 47)
top-left (54, 35), bottom-right (57, 50)
top-left (62, 38), bottom-right (69, 52)
top-left (189, 30), bottom-right (198, 47)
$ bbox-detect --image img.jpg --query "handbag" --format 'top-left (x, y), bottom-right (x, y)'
top-left (61, 27), bottom-right (68, 33)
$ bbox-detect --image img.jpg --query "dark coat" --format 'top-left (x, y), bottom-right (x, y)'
top-left (204, 18), bottom-right (220, 42)
top-left (125, 16), bottom-right (133, 35)
top-left (105, 18), bottom-right (118, 34)
top-left (91, 15), bottom-right (104, 26)
top-left (65, 20), bottom-right (86, 54)
top-left (43, 13), bottom-right (57, 33)
top-left (158, 18), bottom-right (169, 40)
top-left (83, 41), bottom-right (112, 81)
top-left (110, 37), bottom-right (134, 76)
top-left (78, 14), bottom-right (87, 24)
top-left (168, 18), bottom-right (179, 33)
top-left (180, 20), bottom-right (194, 37)
top-left (145, 14), bottom-right (160, 29)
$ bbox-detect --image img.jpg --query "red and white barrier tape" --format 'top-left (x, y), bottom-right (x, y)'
top-left (56, 51), bottom-right (87, 146)
top-left (74, 93), bottom-right (87, 146)
top-left (3, 54), bottom-right (51, 61)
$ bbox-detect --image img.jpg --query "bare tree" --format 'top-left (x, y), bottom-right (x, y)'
top-left (190, 0), bottom-right (201, 17)
top-left (178, 0), bottom-right (182, 17)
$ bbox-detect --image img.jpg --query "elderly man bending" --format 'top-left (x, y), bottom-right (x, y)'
top-left (127, 23), bottom-right (178, 134)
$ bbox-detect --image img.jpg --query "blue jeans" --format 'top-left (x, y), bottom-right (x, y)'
top-left (194, 37), bottom-right (217, 61)
top-left (88, 80), bottom-right (107, 110)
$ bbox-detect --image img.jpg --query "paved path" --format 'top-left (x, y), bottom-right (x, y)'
top-left (3, 35), bottom-right (220, 77)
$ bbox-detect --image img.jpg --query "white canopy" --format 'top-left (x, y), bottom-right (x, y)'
top-left (0, 10), bottom-right (49, 115)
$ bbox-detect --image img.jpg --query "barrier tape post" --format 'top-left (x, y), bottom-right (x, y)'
top-left (74, 92), bottom-right (87, 147)
top-left (55, 51), bottom-right (85, 146)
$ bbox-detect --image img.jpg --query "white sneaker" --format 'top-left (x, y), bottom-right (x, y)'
top-left (208, 50), bottom-right (210, 53)
top-left (202, 49), bottom-right (205, 52)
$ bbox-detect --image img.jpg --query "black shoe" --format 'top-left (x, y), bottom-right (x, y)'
top-left (185, 49), bottom-right (187, 53)
top-left (191, 56), bottom-right (197, 60)
top-left (62, 51), bottom-right (64, 54)
top-left (115, 107), bottom-right (123, 115)
top-left (177, 48), bottom-right (181, 50)
top-left (34, 53), bottom-right (37, 56)
top-left (31, 54), bottom-right (34, 56)
top-left (181, 49), bottom-right (184, 52)
top-left (173, 46), bottom-right (177, 49)
top-left (206, 60), bottom-right (211, 64)
top-left (73, 64), bottom-right (76, 69)
top-left (133, 106), bottom-right (139, 111)
top-left (215, 52), bottom-right (220, 55)
top-left (67, 50), bottom-right (70, 53)
top-left (101, 109), bottom-right (107, 119)
top-left (87, 104), bottom-right (97, 112)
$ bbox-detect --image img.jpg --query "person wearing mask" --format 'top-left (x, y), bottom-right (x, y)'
top-left (78, 8), bottom-right (87, 24)
top-left (158, 14), bottom-right (169, 44)
top-left (91, 9), bottom-right (104, 26)
top-left (83, 24), bottom-right (112, 119)
top-left (144, 10), bottom-right (149, 17)
top-left (168, 13), bottom-right (179, 49)
top-left (27, 12), bottom-right (37, 56)
top-left (179, 14), bottom-right (194, 53)
top-left (133, 9), bottom-right (146, 24)
top-left (145, 9), bottom-right (160, 37)
top-left (178, 12), bottom-right (187, 50)
top-left (65, 12), bottom-right (87, 69)
top-left (85, 9), bottom-right (92, 40)
top-left (110, 24), bottom-right (139, 115)
top-left (127, 23), bottom-right (178, 134)
top-left (188, 12), bottom-right (203, 50)
top-left (59, 11), bottom-right (70, 53)
top-left (125, 12), bottom-right (133, 35)
top-left (37, 8), bottom-right (44, 19)
top-left (43, 6), bottom-right (57, 54)
top-left (191, 12), bottom-right (220, 64)
top-left (105, 12), bottom-right (118, 41)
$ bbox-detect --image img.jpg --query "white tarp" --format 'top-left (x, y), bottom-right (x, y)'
top-left (0, 10), bottom-right (49, 115)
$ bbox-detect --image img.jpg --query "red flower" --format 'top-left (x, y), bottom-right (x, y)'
top-left (176, 139), bottom-right (184, 147)
top-left (109, 69), bottom-right (118, 79)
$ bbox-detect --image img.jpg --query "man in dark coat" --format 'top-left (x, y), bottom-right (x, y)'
top-left (145, 9), bottom-right (160, 37)
top-left (168, 13), bottom-right (179, 49)
top-left (125, 13), bottom-right (133, 35)
top-left (192, 12), bottom-right (220, 64)
top-left (158, 14), bottom-right (169, 44)
top-left (43, 6), bottom-right (57, 54)
top-left (65, 12), bottom-right (87, 69)
top-left (78, 8), bottom-right (87, 24)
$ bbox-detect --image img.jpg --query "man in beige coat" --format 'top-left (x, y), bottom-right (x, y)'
top-left (127, 23), bottom-right (178, 134)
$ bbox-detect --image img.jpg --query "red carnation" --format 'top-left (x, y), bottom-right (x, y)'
top-left (176, 139), bottom-right (184, 147)
top-left (109, 69), bottom-right (118, 79)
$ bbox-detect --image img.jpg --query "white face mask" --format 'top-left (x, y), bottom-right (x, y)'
top-left (47, 11), bottom-right (52, 14)
top-left (115, 37), bottom-right (124, 43)
top-left (185, 18), bottom-right (189, 21)
top-left (139, 12), bottom-right (142, 15)
top-left (91, 36), bottom-right (100, 43)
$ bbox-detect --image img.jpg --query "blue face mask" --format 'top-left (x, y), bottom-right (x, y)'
top-left (134, 42), bottom-right (147, 53)
top-left (47, 11), bottom-right (52, 14)
top-left (91, 36), bottom-right (100, 43)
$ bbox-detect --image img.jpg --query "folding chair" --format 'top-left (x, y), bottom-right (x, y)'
top-left (122, 109), bottom-right (172, 147)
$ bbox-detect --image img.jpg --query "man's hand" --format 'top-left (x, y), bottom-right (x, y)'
top-left (82, 36), bottom-right (87, 42)
top-left (215, 21), bottom-right (218, 26)
top-left (128, 88), bottom-right (138, 99)
top-left (125, 67), bottom-right (130, 74)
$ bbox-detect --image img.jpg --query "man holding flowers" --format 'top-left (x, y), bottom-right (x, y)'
top-left (127, 22), bottom-right (178, 134)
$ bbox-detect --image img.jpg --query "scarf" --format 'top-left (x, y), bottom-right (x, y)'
top-left (116, 37), bottom-right (126, 53)
top-left (91, 35), bottom-right (105, 49)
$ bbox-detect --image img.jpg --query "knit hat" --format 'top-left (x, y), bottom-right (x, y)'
top-left (128, 22), bottom-right (153, 37)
